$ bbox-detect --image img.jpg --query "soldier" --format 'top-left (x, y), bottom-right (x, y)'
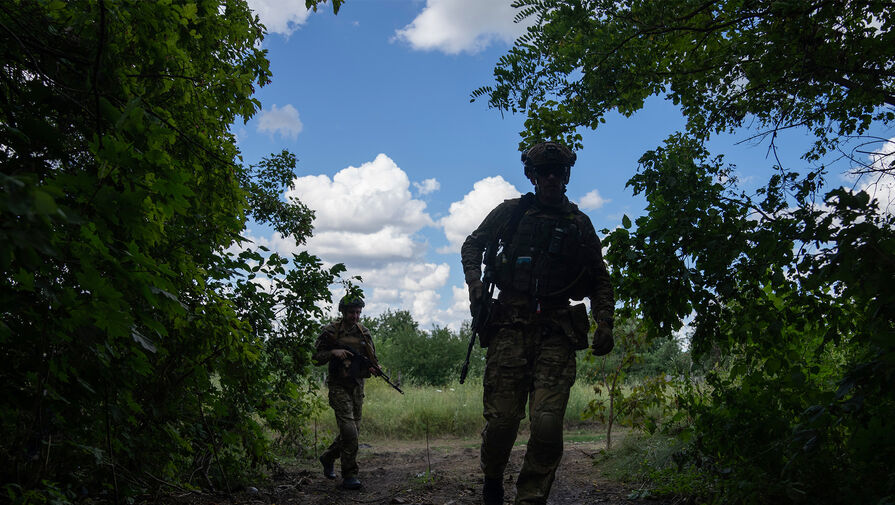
top-left (313, 294), bottom-right (380, 490)
top-left (461, 142), bottom-right (615, 505)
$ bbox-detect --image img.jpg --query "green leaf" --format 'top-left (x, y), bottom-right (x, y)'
top-left (31, 189), bottom-right (57, 215)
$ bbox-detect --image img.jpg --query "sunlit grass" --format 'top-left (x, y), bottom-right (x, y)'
top-left (310, 378), bottom-right (608, 440)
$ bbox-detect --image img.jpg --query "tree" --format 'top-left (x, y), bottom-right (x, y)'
top-left (1, 0), bottom-right (343, 501)
top-left (477, 1), bottom-right (894, 502)
top-left (364, 310), bottom-right (482, 386)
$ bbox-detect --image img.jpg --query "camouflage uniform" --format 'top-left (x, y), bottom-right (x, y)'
top-left (313, 319), bottom-right (379, 480)
top-left (461, 193), bottom-right (614, 505)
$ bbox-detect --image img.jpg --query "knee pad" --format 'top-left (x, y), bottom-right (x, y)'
top-left (339, 422), bottom-right (359, 442)
top-left (530, 411), bottom-right (563, 446)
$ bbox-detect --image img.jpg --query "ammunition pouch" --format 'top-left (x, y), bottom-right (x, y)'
top-left (348, 353), bottom-right (373, 379)
top-left (328, 357), bottom-right (350, 381)
top-left (480, 301), bottom-right (588, 350)
top-left (477, 301), bottom-right (506, 348)
top-left (328, 349), bottom-right (372, 381)
top-left (561, 303), bottom-right (590, 350)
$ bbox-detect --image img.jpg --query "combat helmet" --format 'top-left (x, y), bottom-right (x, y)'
top-left (521, 142), bottom-right (577, 184)
top-left (338, 294), bottom-right (365, 312)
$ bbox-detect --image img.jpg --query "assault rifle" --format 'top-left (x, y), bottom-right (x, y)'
top-left (341, 344), bottom-right (404, 394)
top-left (460, 242), bottom-right (497, 384)
top-left (459, 193), bottom-right (535, 385)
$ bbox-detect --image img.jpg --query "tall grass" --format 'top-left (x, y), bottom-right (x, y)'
top-left (311, 378), bottom-right (605, 440)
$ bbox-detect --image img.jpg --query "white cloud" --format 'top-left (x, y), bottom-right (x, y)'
top-left (252, 154), bottom-right (468, 327)
top-left (438, 176), bottom-right (521, 253)
top-left (246, 0), bottom-right (312, 36)
top-left (246, 157), bottom-right (535, 330)
top-left (394, 0), bottom-right (531, 55)
top-left (859, 136), bottom-right (895, 215)
top-left (577, 189), bottom-right (610, 210)
top-left (449, 284), bottom-right (471, 316)
top-left (288, 154), bottom-right (433, 235)
top-left (340, 262), bottom-right (455, 327)
top-left (307, 228), bottom-right (427, 266)
top-left (256, 104), bottom-right (303, 139)
top-left (414, 178), bottom-right (441, 196)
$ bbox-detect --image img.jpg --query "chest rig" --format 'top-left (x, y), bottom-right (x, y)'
top-left (494, 201), bottom-right (587, 305)
top-left (327, 322), bottom-right (374, 381)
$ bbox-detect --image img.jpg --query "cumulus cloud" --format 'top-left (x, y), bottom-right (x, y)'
top-left (413, 178), bottom-right (440, 196)
top-left (577, 189), bottom-right (610, 210)
top-left (249, 154), bottom-right (462, 327)
top-left (394, 0), bottom-right (531, 54)
top-left (858, 136), bottom-right (895, 215)
top-left (450, 284), bottom-right (470, 313)
top-left (247, 156), bottom-right (530, 330)
top-left (318, 261), bottom-right (460, 329)
top-left (402, 282), bottom-right (475, 331)
top-left (288, 153), bottom-right (434, 235)
top-left (246, 0), bottom-right (312, 36)
top-left (438, 176), bottom-right (520, 253)
top-left (309, 228), bottom-right (427, 265)
top-left (256, 104), bottom-right (303, 139)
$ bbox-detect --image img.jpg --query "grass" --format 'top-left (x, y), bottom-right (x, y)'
top-left (309, 378), bottom-right (609, 440)
top-left (564, 430), bottom-right (607, 444)
top-left (594, 431), bottom-right (710, 501)
top-left (302, 379), bottom-right (701, 500)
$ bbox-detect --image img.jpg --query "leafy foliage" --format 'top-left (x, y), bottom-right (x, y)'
top-left (1, 0), bottom-right (343, 501)
top-left (582, 317), bottom-right (676, 450)
top-left (479, 1), bottom-right (895, 503)
top-left (478, 0), bottom-right (895, 152)
top-left (363, 310), bottom-right (486, 386)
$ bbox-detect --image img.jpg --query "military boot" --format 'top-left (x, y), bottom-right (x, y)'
top-left (482, 477), bottom-right (504, 505)
top-left (319, 456), bottom-right (336, 479)
top-left (342, 476), bottom-right (362, 490)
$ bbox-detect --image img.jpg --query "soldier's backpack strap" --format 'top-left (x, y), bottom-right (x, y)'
top-left (357, 323), bottom-right (377, 361)
top-left (328, 321), bottom-right (342, 345)
top-left (497, 192), bottom-right (536, 244)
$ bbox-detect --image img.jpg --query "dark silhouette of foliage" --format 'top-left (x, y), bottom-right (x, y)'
top-left (1, 0), bottom-right (343, 501)
top-left (478, 1), bottom-right (894, 502)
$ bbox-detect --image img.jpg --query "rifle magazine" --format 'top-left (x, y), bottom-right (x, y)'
top-left (477, 300), bottom-right (506, 348)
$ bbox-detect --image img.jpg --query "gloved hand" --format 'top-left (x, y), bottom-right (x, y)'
top-left (591, 324), bottom-right (614, 356)
top-left (467, 279), bottom-right (483, 317)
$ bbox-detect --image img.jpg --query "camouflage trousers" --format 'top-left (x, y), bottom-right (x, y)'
top-left (320, 380), bottom-right (364, 479)
top-left (481, 316), bottom-right (577, 505)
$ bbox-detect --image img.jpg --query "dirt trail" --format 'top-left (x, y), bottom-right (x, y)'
top-left (206, 436), bottom-right (674, 505)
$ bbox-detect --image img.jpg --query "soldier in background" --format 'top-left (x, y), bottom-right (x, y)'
top-left (461, 142), bottom-right (615, 505)
top-left (313, 294), bottom-right (379, 490)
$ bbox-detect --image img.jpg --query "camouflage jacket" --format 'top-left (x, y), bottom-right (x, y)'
top-left (313, 319), bottom-right (379, 386)
top-left (461, 194), bottom-right (614, 319)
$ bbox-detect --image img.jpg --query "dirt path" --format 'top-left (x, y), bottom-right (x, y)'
top-left (212, 436), bottom-right (674, 505)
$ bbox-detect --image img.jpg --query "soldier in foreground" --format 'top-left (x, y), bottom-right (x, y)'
top-left (461, 142), bottom-right (615, 505)
top-left (313, 294), bottom-right (380, 490)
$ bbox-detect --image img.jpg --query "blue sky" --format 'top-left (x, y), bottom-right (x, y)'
top-left (235, 0), bottom-right (894, 330)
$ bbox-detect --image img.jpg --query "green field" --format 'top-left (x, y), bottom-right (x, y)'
top-left (309, 378), bottom-right (606, 440)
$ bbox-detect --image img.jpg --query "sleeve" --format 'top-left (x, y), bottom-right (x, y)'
top-left (312, 324), bottom-right (336, 366)
top-left (359, 325), bottom-right (380, 367)
top-left (460, 200), bottom-right (515, 284)
top-left (580, 216), bottom-right (615, 320)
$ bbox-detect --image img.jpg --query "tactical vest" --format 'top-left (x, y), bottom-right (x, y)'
top-left (494, 207), bottom-right (588, 302)
top-left (326, 322), bottom-right (374, 381)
